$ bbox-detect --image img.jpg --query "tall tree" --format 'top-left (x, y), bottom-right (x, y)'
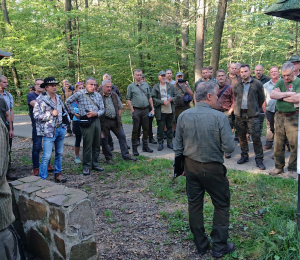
top-left (181, 0), bottom-right (189, 80)
top-left (194, 0), bottom-right (206, 82)
top-left (210, 0), bottom-right (228, 74)
top-left (65, 0), bottom-right (75, 81)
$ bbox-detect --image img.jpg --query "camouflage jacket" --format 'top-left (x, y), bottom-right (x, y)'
top-left (33, 93), bottom-right (70, 137)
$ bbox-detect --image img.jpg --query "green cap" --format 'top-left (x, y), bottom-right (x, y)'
top-left (158, 71), bottom-right (166, 76)
top-left (288, 55), bottom-right (300, 63)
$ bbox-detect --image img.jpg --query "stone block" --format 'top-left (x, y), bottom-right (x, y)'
top-left (63, 193), bottom-right (88, 207)
top-left (45, 194), bottom-right (68, 206)
top-left (54, 234), bottom-right (66, 259)
top-left (8, 180), bottom-right (23, 186)
top-left (49, 207), bottom-right (66, 232)
top-left (53, 251), bottom-right (65, 260)
top-left (17, 195), bottom-right (28, 223)
top-left (26, 228), bottom-right (51, 260)
top-left (36, 185), bottom-right (66, 199)
top-left (18, 176), bottom-right (41, 183)
top-left (39, 225), bottom-right (51, 242)
top-left (27, 199), bottom-right (47, 221)
top-left (14, 182), bottom-right (44, 194)
top-left (68, 200), bottom-right (94, 237)
top-left (70, 242), bottom-right (97, 260)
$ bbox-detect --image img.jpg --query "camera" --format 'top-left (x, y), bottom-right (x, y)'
top-left (178, 79), bottom-right (187, 83)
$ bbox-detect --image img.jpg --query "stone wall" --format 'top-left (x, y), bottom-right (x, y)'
top-left (9, 176), bottom-right (98, 260)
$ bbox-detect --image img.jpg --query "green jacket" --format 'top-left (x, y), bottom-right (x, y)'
top-left (151, 82), bottom-right (176, 121)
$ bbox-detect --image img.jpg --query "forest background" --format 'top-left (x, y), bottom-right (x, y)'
top-left (0, 0), bottom-right (298, 107)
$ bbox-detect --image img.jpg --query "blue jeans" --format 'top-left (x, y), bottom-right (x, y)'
top-left (39, 126), bottom-right (65, 180)
top-left (32, 125), bottom-right (43, 169)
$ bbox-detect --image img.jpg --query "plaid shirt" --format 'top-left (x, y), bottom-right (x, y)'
top-left (65, 89), bottom-right (105, 117)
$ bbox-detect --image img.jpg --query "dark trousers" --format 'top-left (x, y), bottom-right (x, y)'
top-left (6, 123), bottom-right (12, 166)
top-left (137, 115), bottom-right (154, 139)
top-left (72, 121), bottom-right (82, 147)
top-left (157, 113), bottom-right (173, 144)
top-left (266, 111), bottom-right (275, 146)
top-left (101, 118), bottom-right (129, 160)
top-left (80, 118), bottom-right (101, 169)
top-left (132, 108), bottom-right (149, 147)
top-left (32, 125), bottom-right (43, 169)
top-left (235, 115), bottom-right (263, 160)
top-left (185, 157), bottom-right (230, 252)
top-left (274, 112), bottom-right (298, 171)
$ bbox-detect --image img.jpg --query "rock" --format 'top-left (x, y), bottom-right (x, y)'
top-left (26, 228), bottom-right (51, 260)
top-left (70, 242), bottom-right (97, 260)
top-left (49, 207), bottom-right (66, 232)
top-left (54, 234), bottom-right (66, 259)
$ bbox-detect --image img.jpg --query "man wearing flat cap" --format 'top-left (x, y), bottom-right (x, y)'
top-left (288, 55), bottom-right (300, 78)
top-left (151, 71), bottom-right (176, 151)
top-left (33, 77), bottom-right (70, 182)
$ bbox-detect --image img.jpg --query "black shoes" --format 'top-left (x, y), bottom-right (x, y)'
top-left (149, 137), bottom-right (157, 144)
top-left (167, 143), bottom-right (173, 149)
top-left (237, 156), bottom-right (249, 164)
top-left (256, 159), bottom-right (266, 170)
top-left (212, 243), bottom-right (235, 258)
top-left (133, 148), bottom-right (139, 156)
top-left (92, 166), bottom-right (105, 172)
top-left (198, 242), bottom-right (210, 256)
top-left (158, 143), bottom-right (164, 151)
top-left (143, 147), bottom-right (153, 153)
top-left (124, 156), bottom-right (137, 162)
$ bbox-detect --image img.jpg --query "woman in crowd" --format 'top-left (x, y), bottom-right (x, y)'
top-left (72, 82), bottom-right (84, 163)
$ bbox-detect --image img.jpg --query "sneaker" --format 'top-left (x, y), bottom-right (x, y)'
top-left (65, 133), bottom-right (72, 137)
top-left (212, 243), bottom-right (235, 258)
top-left (47, 164), bottom-right (54, 172)
top-left (32, 168), bottom-right (39, 176)
top-left (75, 157), bottom-right (81, 164)
top-left (269, 168), bottom-right (283, 176)
top-left (55, 172), bottom-right (67, 183)
top-left (106, 160), bottom-right (114, 165)
top-left (225, 153), bottom-right (231, 159)
top-left (124, 156), bottom-right (137, 162)
top-left (83, 168), bottom-right (90, 175)
top-left (92, 165), bottom-right (105, 172)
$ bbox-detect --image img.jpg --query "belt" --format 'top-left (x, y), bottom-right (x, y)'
top-left (105, 116), bottom-right (116, 120)
top-left (218, 109), bottom-right (228, 112)
top-left (55, 124), bottom-right (62, 129)
top-left (241, 109), bottom-right (247, 113)
top-left (277, 110), bottom-right (299, 117)
top-left (133, 106), bottom-right (148, 110)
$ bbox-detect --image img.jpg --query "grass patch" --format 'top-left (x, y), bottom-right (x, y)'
top-left (121, 108), bottom-right (157, 127)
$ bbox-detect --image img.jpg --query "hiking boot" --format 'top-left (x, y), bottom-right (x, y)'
top-left (263, 144), bottom-right (272, 150)
top-left (237, 156), bottom-right (249, 164)
top-left (124, 156), bottom-right (137, 162)
top-left (158, 143), bottom-right (164, 151)
top-left (133, 147), bottom-right (139, 156)
top-left (149, 137), bottom-right (157, 144)
top-left (212, 243), bottom-right (235, 258)
top-left (143, 147), bottom-right (153, 153)
top-left (167, 143), bottom-right (173, 150)
top-left (256, 159), bottom-right (266, 170)
top-left (225, 153), bottom-right (231, 159)
top-left (47, 164), bottom-right (54, 172)
top-left (283, 171), bottom-right (298, 180)
top-left (163, 131), bottom-right (167, 139)
top-left (92, 166), bottom-right (104, 172)
top-left (83, 168), bottom-right (90, 175)
top-left (106, 160), bottom-right (114, 165)
top-left (269, 168), bottom-right (283, 176)
top-left (32, 168), bottom-right (39, 176)
top-left (198, 243), bottom-right (210, 256)
top-left (110, 145), bottom-right (114, 151)
top-left (55, 172), bottom-right (67, 183)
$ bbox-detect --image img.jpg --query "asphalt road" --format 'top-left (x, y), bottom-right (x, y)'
top-left (13, 114), bottom-right (290, 174)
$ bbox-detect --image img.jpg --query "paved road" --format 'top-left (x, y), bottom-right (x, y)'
top-left (14, 114), bottom-right (291, 174)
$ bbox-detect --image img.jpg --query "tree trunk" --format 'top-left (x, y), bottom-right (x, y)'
top-left (195, 0), bottom-right (205, 83)
top-left (137, 0), bottom-right (143, 69)
top-left (175, 0), bottom-right (181, 69)
top-left (210, 0), bottom-right (228, 75)
top-left (65, 0), bottom-right (75, 81)
top-left (181, 0), bottom-right (189, 81)
top-left (1, 0), bottom-right (10, 25)
top-left (74, 0), bottom-right (80, 81)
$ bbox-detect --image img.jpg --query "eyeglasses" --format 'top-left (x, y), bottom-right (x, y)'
top-left (282, 72), bottom-right (293, 78)
top-left (76, 82), bottom-right (83, 84)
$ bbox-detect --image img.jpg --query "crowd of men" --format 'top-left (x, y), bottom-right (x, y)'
top-left (1, 54), bottom-right (300, 258)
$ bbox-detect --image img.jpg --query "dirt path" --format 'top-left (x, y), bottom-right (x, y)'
top-left (11, 137), bottom-right (208, 260)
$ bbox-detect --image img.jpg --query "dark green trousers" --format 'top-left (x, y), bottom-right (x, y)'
top-left (274, 112), bottom-right (298, 171)
top-left (157, 113), bottom-right (173, 145)
top-left (80, 117), bottom-right (101, 169)
top-left (185, 157), bottom-right (230, 252)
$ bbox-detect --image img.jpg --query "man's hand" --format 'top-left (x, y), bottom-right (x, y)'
top-left (228, 108), bottom-right (234, 115)
top-left (86, 111), bottom-right (97, 118)
top-left (273, 87), bottom-right (281, 92)
top-left (131, 108), bottom-right (135, 113)
top-left (74, 113), bottom-right (80, 119)
top-left (9, 130), bottom-right (14, 139)
top-left (164, 100), bottom-right (170, 106)
top-left (52, 109), bottom-right (59, 116)
top-left (150, 109), bottom-right (155, 116)
top-left (101, 131), bottom-right (105, 138)
top-left (168, 96), bottom-right (173, 102)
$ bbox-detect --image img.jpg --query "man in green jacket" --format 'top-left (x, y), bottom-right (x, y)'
top-left (152, 71), bottom-right (176, 151)
top-left (234, 64), bottom-right (266, 170)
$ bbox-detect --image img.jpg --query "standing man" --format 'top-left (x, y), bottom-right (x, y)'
top-left (27, 78), bottom-right (54, 176)
top-left (234, 64), bottom-right (266, 170)
top-left (62, 79), bottom-right (74, 137)
top-left (152, 71), bottom-right (176, 151)
top-left (287, 55), bottom-right (300, 78)
top-left (166, 69), bottom-right (176, 85)
top-left (207, 66), bottom-right (218, 83)
top-left (235, 63), bottom-right (242, 77)
top-left (194, 67), bottom-right (217, 90)
top-left (0, 118), bottom-right (21, 260)
top-left (33, 77), bottom-right (70, 182)
top-left (99, 80), bottom-right (136, 164)
top-left (253, 65), bottom-right (270, 84)
top-left (269, 62), bottom-right (300, 179)
top-left (103, 73), bottom-right (122, 101)
top-left (226, 63), bottom-right (240, 86)
top-left (174, 81), bottom-right (235, 258)
top-left (215, 69), bottom-right (235, 159)
top-left (262, 66), bottom-right (280, 150)
top-left (126, 69), bottom-right (154, 156)
top-left (66, 77), bottom-right (105, 175)
top-left (0, 75), bottom-right (14, 173)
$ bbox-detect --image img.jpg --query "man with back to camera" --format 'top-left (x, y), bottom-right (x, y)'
top-left (174, 81), bottom-right (235, 258)
top-left (234, 64), bottom-right (266, 170)
top-left (269, 62), bottom-right (300, 179)
top-left (126, 69), bottom-right (154, 156)
top-left (65, 77), bottom-right (105, 175)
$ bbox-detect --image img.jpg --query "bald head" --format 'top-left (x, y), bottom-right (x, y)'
top-left (228, 63), bottom-right (237, 76)
top-left (255, 65), bottom-right (264, 79)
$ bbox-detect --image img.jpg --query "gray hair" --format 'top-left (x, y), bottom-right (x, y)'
top-left (85, 77), bottom-right (97, 84)
top-left (0, 75), bottom-right (7, 82)
top-left (281, 62), bottom-right (294, 72)
top-left (195, 81), bottom-right (219, 102)
top-left (235, 62), bottom-right (242, 69)
top-left (102, 79), bottom-right (111, 86)
top-left (103, 73), bottom-right (111, 80)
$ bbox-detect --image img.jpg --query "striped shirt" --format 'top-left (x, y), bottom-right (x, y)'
top-left (0, 118), bottom-right (14, 230)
